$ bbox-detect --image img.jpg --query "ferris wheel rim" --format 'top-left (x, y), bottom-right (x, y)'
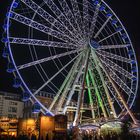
top-left (3, 0), bottom-right (139, 119)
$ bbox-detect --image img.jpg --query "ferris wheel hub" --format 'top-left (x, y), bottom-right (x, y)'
top-left (89, 40), bottom-right (100, 49)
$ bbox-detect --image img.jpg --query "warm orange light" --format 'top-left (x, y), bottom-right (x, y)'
top-left (42, 116), bottom-right (47, 120)
top-left (11, 132), bottom-right (15, 136)
top-left (27, 119), bottom-right (34, 125)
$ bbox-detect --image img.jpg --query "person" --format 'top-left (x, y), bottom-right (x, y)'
top-left (94, 135), bottom-right (98, 140)
top-left (11, 135), bottom-right (16, 140)
top-left (31, 134), bottom-right (37, 140)
top-left (77, 133), bottom-right (82, 140)
top-left (41, 136), bottom-right (44, 140)
top-left (45, 133), bottom-right (49, 140)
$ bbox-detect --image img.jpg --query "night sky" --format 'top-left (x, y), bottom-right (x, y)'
top-left (0, 0), bottom-right (140, 112)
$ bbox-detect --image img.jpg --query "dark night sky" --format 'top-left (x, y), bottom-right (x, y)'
top-left (0, 0), bottom-right (22, 93)
top-left (0, 0), bottom-right (140, 112)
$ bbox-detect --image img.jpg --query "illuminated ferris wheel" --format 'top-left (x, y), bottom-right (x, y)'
top-left (2, 0), bottom-right (139, 125)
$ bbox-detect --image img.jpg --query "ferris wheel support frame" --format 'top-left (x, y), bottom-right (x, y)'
top-left (90, 47), bottom-right (117, 118)
top-left (73, 48), bottom-right (90, 126)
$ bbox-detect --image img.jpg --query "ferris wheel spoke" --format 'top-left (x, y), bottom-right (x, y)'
top-left (104, 67), bottom-right (134, 96)
top-left (89, 66), bottom-right (116, 118)
top-left (56, 53), bottom-right (85, 113)
top-left (86, 73), bottom-right (96, 119)
top-left (17, 49), bottom-right (82, 70)
top-left (71, 0), bottom-right (84, 38)
top-left (86, 1), bottom-right (97, 12)
top-left (94, 53), bottom-right (136, 118)
top-left (9, 37), bottom-right (77, 49)
top-left (105, 81), bottom-right (124, 110)
top-left (43, 0), bottom-right (82, 42)
top-left (88, 69), bottom-right (108, 118)
top-left (37, 64), bottom-right (61, 92)
top-left (96, 50), bottom-right (132, 63)
top-left (62, 50), bottom-right (90, 117)
top-left (62, 55), bottom-right (86, 114)
top-left (94, 17), bottom-right (111, 38)
top-left (96, 57), bottom-right (136, 117)
top-left (90, 48), bottom-right (136, 118)
top-left (10, 11), bottom-right (78, 45)
top-left (57, 0), bottom-right (83, 39)
top-left (97, 44), bottom-right (130, 50)
top-left (90, 49), bottom-right (117, 118)
top-left (99, 56), bottom-right (135, 79)
top-left (82, 0), bottom-right (90, 40)
top-left (99, 56), bottom-right (137, 124)
top-left (89, 4), bottom-right (100, 39)
top-left (33, 52), bottom-right (82, 96)
top-left (98, 31), bottom-right (119, 43)
top-left (49, 53), bottom-right (83, 112)
top-left (21, 0), bottom-right (81, 43)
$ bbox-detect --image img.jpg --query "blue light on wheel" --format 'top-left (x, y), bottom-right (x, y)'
top-left (111, 19), bottom-right (118, 25)
top-left (12, 2), bottom-right (19, 8)
top-left (128, 50), bottom-right (134, 56)
top-left (2, 47), bottom-right (9, 58)
top-left (121, 33), bottom-right (127, 39)
top-left (93, 0), bottom-right (99, 5)
top-left (115, 26), bottom-right (123, 32)
top-left (22, 91), bottom-right (30, 102)
top-left (32, 102), bottom-right (41, 113)
top-left (6, 12), bottom-right (13, 18)
top-left (1, 38), bottom-right (8, 43)
top-left (99, 5), bottom-right (105, 11)
top-left (45, 112), bottom-right (52, 116)
top-left (7, 62), bottom-right (15, 73)
top-left (106, 11), bottom-right (112, 17)
top-left (13, 78), bottom-right (22, 88)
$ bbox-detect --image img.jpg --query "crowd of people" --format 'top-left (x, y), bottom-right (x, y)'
top-left (0, 131), bottom-right (140, 140)
top-left (77, 132), bottom-right (140, 140)
top-left (0, 134), bottom-right (36, 140)
top-left (66, 128), bottom-right (140, 140)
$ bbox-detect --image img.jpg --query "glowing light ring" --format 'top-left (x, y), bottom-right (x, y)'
top-left (3, 0), bottom-right (138, 121)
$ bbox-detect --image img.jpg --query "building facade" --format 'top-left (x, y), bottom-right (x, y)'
top-left (23, 90), bottom-right (55, 119)
top-left (0, 91), bottom-right (24, 118)
top-left (0, 117), bottom-right (18, 136)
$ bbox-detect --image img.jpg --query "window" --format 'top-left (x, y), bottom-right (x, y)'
top-left (8, 114), bottom-right (17, 118)
top-left (8, 107), bottom-right (17, 113)
top-left (9, 101), bottom-right (17, 105)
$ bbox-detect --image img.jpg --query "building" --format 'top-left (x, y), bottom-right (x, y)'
top-left (23, 100), bottom-right (38, 118)
top-left (40, 114), bottom-right (67, 140)
top-left (18, 118), bottom-right (39, 139)
top-left (0, 117), bottom-right (18, 136)
top-left (23, 90), bottom-right (76, 124)
top-left (23, 90), bottom-right (55, 119)
top-left (0, 91), bottom-right (24, 118)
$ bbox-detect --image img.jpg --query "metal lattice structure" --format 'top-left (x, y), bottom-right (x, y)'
top-left (2, 0), bottom-right (139, 125)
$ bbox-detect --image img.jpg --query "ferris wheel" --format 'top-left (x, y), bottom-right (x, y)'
top-left (2, 0), bottom-right (139, 125)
